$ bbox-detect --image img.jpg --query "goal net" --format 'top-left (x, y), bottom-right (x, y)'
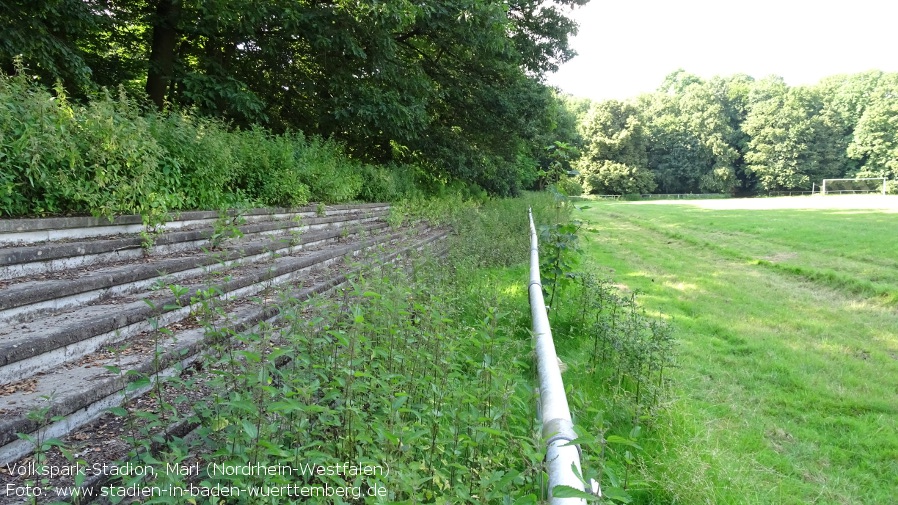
top-left (820, 177), bottom-right (887, 195)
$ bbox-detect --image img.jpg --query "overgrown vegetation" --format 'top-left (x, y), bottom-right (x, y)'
top-left (0, 68), bottom-right (422, 219)
top-left (1, 1), bottom-right (588, 199)
top-left (15, 193), bottom-right (675, 503)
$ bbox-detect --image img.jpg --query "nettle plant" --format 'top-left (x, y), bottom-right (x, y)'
top-left (89, 249), bottom-right (549, 503)
top-left (538, 219), bottom-right (583, 311)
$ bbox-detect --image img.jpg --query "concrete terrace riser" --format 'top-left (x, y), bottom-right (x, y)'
top-left (0, 229), bottom-right (401, 380)
top-left (0, 204), bottom-right (390, 246)
top-left (0, 203), bottom-right (459, 469)
top-left (38, 236), bottom-right (450, 498)
top-left (0, 211), bottom-right (388, 280)
top-left (0, 221), bottom-right (389, 325)
top-left (0, 230), bottom-right (448, 466)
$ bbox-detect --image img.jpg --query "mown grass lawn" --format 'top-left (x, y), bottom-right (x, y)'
top-left (572, 198), bottom-right (898, 504)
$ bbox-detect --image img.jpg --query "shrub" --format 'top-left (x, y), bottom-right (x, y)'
top-left (0, 72), bottom-right (178, 220)
top-left (296, 135), bottom-right (362, 202)
top-left (75, 88), bottom-right (181, 223)
top-left (0, 73), bottom-right (81, 216)
top-left (578, 160), bottom-right (656, 196)
top-left (555, 175), bottom-right (584, 196)
top-left (148, 111), bottom-right (242, 209)
top-left (232, 128), bottom-right (310, 207)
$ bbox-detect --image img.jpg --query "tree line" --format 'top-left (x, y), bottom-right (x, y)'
top-left (561, 69), bottom-right (898, 195)
top-left (1, 0), bottom-right (587, 199)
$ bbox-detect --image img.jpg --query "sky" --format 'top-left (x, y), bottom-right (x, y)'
top-left (545, 0), bottom-right (898, 102)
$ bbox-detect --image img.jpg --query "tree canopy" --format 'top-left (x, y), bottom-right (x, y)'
top-left (1, 0), bottom-right (588, 196)
top-left (562, 70), bottom-right (898, 195)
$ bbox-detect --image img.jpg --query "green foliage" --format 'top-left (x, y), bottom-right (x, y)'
top-left (0, 70), bottom-right (179, 219)
top-left (87, 194), bottom-right (588, 503)
top-left (148, 111), bottom-right (241, 210)
top-left (1, 0), bottom-right (585, 198)
top-left (743, 84), bottom-right (845, 191)
top-left (296, 136), bottom-right (363, 203)
top-left (578, 100), bottom-right (648, 171)
top-left (848, 75), bottom-right (898, 180)
top-left (555, 175), bottom-right (584, 196)
top-left (640, 71), bottom-right (739, 194)
top-left (357, 163), bottom-right (421, 202)
top-left (209, 209), bottom-right (246, 250)
top-left (230, 128), bottom-right (310, 208)
top-left (1, 69), bottom-right (445, 219)
top-left (535, 140), bottom-right (580, 189)
top-left (0, 1), bottom-right (99, 93)
top-left (539, 221), bottom-right (582, 308)
top-left (569, 70), bottom-right (898, 196)
top-left (579, 161), bottom-right (657, 196)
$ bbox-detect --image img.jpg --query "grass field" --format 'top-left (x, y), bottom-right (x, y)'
top-left (573, 195), bottom-right (898, 504)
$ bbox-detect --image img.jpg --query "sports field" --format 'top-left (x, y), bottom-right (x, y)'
top-left (575, 195), bottom-right (898, 504)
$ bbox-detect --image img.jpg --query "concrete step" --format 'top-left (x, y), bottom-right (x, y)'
top-left (0, 204), bottom-right (389, 246)
top-left (0, 221), bottom-right (389, 325)
top-left (0, 223), bottom-right (391, 383)
top-left (0, 206), bottom-right (389, 280)
top-left (0, 227), bottom-right (447, 466)
top-left (0, 202), bottom-right (458, 469)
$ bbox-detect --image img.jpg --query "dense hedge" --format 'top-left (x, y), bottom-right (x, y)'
top-left (0, 71), bottom-right (424, 220)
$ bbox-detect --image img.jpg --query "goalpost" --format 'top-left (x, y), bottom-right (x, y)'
top-left (820, 177), bottom-right (887, 195)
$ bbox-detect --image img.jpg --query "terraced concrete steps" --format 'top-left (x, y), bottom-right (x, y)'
top-left (0, 220), bottom-right (389, 325)
top-left (0, 204), bottom-right (388, 246)
top-left (0, 205), bottom-right (388, 280)
top-left (0, 203), bottom-right (446, 467)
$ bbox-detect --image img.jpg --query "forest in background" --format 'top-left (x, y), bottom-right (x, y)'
top-left (559, 69), bottom-right (898, 196)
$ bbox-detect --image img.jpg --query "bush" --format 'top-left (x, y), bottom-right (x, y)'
top-left (0, 72), bottom-right (177, 220)
top-left (232, 128), bottom-right (310, 207)
top-left (357, 163), bottom-right (424, 202)
top-left (578, 160), bottom-right (656, 196)
top-left (297, 135), bottom-right (362, 203)
top-left (554, 175), bottom-right (583, 196)
top-left (1, 67), bottom-right (504, 218)
top-left (148, 111), bottom-right (242, 209)
top-left (0, 73), bottom-right (82, 216)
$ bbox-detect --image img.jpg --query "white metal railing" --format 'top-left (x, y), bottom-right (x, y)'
top-left (527, 208), bottom-right (590, 504)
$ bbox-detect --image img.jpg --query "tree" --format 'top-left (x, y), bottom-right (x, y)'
top-left (848, 74), bottom-right (898, 182)
top-left (2, 0), bottom-right (586, 195)
top-left (574, 100), bottom-right (654, 195)
top-left (743, 83), bottom-right (846, 191)
top-left (640, 71), bottom-right (738, 194)
top-left (578, 100), bottom-right (648, 168)
top-left (145, 0), bottom-right (182, 109)
top-left (709, 74), bottom-right (756, 194)
top-left (0, 0), bottom-right (103, 93)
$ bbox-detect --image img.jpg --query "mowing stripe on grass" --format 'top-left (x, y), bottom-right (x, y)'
top-left (574, 201), bottom-right (898, 505)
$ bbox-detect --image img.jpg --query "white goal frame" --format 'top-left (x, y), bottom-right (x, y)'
top-left (820, 177), bottom-right (886, 195)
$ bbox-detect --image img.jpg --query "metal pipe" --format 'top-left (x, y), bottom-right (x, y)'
top-left (527, 208), bottom-right (588, 504)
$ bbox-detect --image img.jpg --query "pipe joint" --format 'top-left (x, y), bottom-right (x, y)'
top-left (542, 417), bottom-right (581, 458)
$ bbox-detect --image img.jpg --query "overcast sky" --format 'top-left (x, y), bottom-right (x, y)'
top-left (545, 0), bottom-right (898, 101)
